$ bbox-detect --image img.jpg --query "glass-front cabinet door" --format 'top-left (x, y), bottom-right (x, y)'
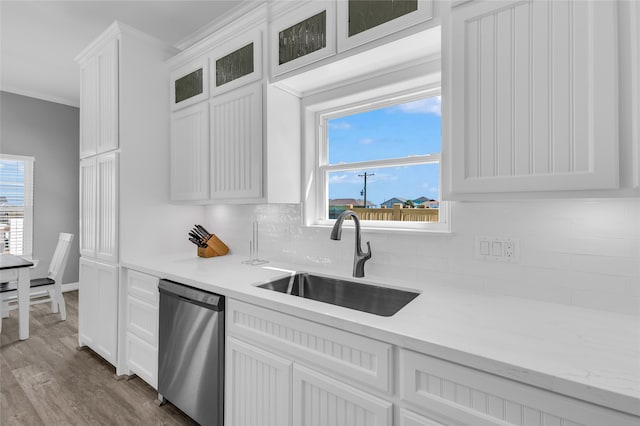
top-left (270, 1), bottom-right (336, 77)
top-left (210, 27), bottom-right (263, 95)
top-left (337, 0), bottom-right (434, 52)
top-left (170, 57), bottom-right (209, 110)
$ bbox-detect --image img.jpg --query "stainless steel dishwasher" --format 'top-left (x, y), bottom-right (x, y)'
top-left (158, 279), bottom-right (224, 426)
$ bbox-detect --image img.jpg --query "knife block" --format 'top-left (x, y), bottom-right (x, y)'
top-left (197, 234), bottom-right (230, 258)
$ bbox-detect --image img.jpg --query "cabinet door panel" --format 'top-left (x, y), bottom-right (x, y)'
top-left (79, 159), bottom-right (97, 257)
top-left (271, 2), bottom-right (336, 77)
top-left (450, 0), bottom-right (618, 193)
top-left (226, 337), bottom-right (292, 426)
top-left (293, 364), bottom-right (392, 426)
top-left (97, 38), bottom-right (119, 154)
top-left (210, 83), bottom-right (262, 200)
top-left (170, 102), bottom-right (210, 201)
top-left (78, 259), bottom-right (118, 366)
top-left (80, 58), bottom-right (98, 158)
top-left (78, 258), bottom-right (98, 347)
top-left (170, 57), bottom-right (209, 111)
top-left (96, 153), bottom-right (118, 263)
top-left (337, 0), bottom-right (434, 53)
top-left (95, 261), bottom-right (118, 365)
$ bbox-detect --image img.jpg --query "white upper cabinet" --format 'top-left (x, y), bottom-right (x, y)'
top-left (337, 0), bottom-right (434, 52)
top-left (170, 102), bottom-right (210, 201)
top-left (447, 0), bottom-right (619, 194)
top-left (168, 6), bottom-right (300, 205)
top-left (270, 1), bottom-right (337, 77)
top-left (79, 37), bottom-right (118, 158)
top-left (210, 83), bottom-right (263, 200)
top-left (170, 56), bottom-right (209, 111)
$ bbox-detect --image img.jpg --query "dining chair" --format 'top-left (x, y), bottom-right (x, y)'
top-left (0, 233), bottom-right (74, 332)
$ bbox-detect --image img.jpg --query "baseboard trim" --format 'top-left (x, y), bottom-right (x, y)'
top-left (62, 282), bottom-right (79, 292)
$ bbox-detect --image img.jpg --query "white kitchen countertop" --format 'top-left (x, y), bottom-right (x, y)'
top-left (121, 253), bottom-right (640, 417)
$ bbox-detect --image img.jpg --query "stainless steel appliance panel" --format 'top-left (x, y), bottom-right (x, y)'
top-left (158, 279), bottom-right (224, 426)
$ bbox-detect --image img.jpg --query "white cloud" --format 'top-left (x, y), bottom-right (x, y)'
top-left (329, 171), bottom-right (396, 184)
top-left (329, 121), bottom-right (352, 130)
top-left (329, 173), bottom-right (359, 184)
top-left (421, 182), bottom-right (440, 196)
top-left (392, 96), bottom-right (441, 116)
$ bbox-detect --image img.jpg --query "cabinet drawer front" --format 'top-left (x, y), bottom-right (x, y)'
top-left (126, 296), bottom-right (158, 346)
top-left (228, 299), bottom-right (392, 393)
top-left (126, 269), bottom-right (159, 304)
top-left (400, 349), bottom-right (639, 426)
top-left (126, 332), bottom-right (158, 389)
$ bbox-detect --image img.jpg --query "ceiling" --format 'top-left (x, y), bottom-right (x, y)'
top-left (0, 0), bottom-right (248, 107)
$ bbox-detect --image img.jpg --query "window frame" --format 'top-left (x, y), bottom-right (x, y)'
top-left (303, 85), bottom-right (450, 233)
top-left (0, 154), bottom-right (34, 256)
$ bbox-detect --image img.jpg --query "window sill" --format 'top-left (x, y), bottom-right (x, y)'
top-left (304, 220), bottom-right (451, 235)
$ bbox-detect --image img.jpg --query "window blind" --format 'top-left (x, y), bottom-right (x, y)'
top-left (0, 155), bottom-right (34, 256)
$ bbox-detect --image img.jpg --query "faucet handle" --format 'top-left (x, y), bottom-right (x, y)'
top-left (364, 241), bottom-right (372, 259)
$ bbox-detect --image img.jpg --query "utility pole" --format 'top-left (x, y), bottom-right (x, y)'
top-left (358, 172), bottom-right (375, 208)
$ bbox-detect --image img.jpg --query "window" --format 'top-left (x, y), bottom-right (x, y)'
top-left (0, 155), bottom-right (34, 255)
top-left (307, 88), bottom-right (449, 232)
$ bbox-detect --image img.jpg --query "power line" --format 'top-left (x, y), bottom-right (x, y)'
top-left (358, 172), bottom-right (375, 208)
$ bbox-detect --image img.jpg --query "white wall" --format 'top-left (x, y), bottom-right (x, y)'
top-left (204, 198), bottom-right (640, 315)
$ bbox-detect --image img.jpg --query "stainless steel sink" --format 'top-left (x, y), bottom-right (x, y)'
top-left (257, 272), bottom-right (419, 317)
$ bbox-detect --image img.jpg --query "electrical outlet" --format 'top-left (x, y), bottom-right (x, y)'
top-left (504, 241), bottom-right (515, 258)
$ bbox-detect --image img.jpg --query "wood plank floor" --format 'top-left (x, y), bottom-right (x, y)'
top-left (1, 291), bottom-right (196, 425)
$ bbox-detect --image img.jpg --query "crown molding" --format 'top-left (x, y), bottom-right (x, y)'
top-left (174, 0), bottom-right (267, 51)
top-left (0, 87), bottom-right (79, 108)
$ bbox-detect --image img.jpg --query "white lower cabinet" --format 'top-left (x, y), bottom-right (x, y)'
top-left (226, 299), bottom-right (393, 426)
top-left (227, 299), bottom-right (640, 426)
top-left (124, 269), bottom-right (159, 388)
top-left (226, 337), bottom-right (292, 426)
top-left (293, 364), bottom-right (392, 426)
top-left (400, 349), bottom-right (639, 426)
top-left (78, 258), bottom-right (118, 365)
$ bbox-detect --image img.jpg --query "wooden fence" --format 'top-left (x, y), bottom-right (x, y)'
top-left (348, 203), bottom-right (439, 222)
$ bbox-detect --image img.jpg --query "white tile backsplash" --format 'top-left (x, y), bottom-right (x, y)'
top-left (204, 198), bottom-right (640, 315)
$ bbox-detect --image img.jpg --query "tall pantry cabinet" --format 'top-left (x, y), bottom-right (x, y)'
top-left (75, 22), bottom-right (179, 367)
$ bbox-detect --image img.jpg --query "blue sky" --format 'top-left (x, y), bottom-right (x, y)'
top-left (327, 96), bottom-right (441, 205)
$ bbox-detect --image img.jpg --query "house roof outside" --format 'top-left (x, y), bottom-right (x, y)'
top-left (380, 196), bottom-right (439, 207)
top-left (329, 198), bottom-right (375, 207)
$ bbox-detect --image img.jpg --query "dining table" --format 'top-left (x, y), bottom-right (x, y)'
top-left (0, 253), bottom-right (34, 340)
